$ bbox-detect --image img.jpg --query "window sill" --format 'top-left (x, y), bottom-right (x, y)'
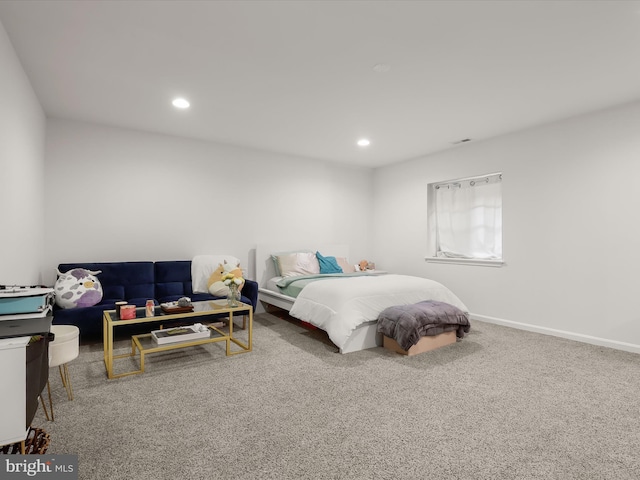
top-left (425, 257), bottom-right (505, 267)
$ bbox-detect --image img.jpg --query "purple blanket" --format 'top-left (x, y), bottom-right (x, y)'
top-left (377, 300), bottom-right (470, 351)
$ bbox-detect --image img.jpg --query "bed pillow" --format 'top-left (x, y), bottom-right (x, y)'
top-left (316, 251), bottom-right (343, 274)
top-left (275, 252), bottom-right (320, 278)
top-left (336, 257), bottom-right (356, 273)
top-left (271, 249), bottom-right (313, 276)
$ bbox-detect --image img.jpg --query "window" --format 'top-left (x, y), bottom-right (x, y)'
top-left (427, 173), bottom-right (503, 266)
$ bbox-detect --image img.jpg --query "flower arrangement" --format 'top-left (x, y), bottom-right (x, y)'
top-left (222, 272), bottom-right (243, 307)
top-left (222, 272), bottom-right (244, 287)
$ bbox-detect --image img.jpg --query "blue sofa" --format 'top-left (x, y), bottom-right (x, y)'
top-left (52, 260), bottom-right (258, 338)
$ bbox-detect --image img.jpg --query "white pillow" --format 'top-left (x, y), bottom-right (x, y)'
top-left (192, 255), bottom-right (241, 293)
top-left (276, 252), bottom-right (320, 278)
top-left (271, 249), bottom-right (313, 276)
top-left (336, 257), bottom-right (355, 273)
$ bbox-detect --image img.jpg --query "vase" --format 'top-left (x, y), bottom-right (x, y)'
top-left (227, 282), bottom-right (240, 307)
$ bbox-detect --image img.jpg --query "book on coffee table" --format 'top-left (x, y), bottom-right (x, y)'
top-left (151, 325), bottom-right (210, 344)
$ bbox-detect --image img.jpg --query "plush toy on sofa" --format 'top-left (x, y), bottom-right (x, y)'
top-left (207, 261), bottom-right (244, 296)
top-left (55, 268), bottom-right (103, 309)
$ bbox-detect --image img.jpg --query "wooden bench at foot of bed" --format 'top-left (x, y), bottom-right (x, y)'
top-left (383, 330), bottom-right (457, 356)
top-left (378, 300), bottom-right (470, 356)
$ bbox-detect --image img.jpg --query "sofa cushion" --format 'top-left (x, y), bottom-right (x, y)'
top-left (127, 284), bottom-right (154, 300)
top-left (175, 292), bottom-right (219, 303)
top-left (154, 261), bottom-right (193, 302)
top-left (53, 302), bottom-right (119, 338)
top-left (128, 297), bottom-right (153, 307)
top-left (156, 281), bottom-right (186, 299)
top-left (102, 285), bottom-right (125, 303)
top-left (58, 262), bottom-right (154, 304)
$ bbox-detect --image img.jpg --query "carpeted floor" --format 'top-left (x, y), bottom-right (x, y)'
top-left (32, 312), bottom-right (640, 479)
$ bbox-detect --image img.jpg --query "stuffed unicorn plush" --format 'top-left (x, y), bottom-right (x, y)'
top-left (207, 261), bottom-right (244, 296)
top-left (55, 268), bottom-right (103, 309)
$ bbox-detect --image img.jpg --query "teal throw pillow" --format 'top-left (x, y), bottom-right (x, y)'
top-left (316, 251), bottom-right (343, 274)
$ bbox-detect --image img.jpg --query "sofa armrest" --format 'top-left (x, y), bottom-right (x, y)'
top-left (242, 279), bottom-right (259, 312)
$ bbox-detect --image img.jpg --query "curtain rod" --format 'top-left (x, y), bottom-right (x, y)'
top-left (435, 173), bottom-right (502, 190)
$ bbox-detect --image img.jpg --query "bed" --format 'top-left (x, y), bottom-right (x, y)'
top-left (255, 243), bottom-right (469, 354)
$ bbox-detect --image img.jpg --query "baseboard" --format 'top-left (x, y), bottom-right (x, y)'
top-left (471, 313), bottom-right (640, 355)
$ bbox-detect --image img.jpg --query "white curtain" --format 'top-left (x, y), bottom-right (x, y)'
top-left (435, 177), bottom-right (502, 259)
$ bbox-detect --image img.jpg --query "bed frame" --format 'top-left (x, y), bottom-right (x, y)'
top-left (255, 243), bottom-right (382, 354)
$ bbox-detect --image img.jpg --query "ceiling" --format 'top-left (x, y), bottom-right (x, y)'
top-left (2, 0), bottom-right (640, 168)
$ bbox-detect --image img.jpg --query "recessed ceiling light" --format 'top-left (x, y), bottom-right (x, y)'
top-left (172, 98), bottom-right (190, 109)
top-left (357, 139), bottom-right (371, 147)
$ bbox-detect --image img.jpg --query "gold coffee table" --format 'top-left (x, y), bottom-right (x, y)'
top-left (103, 300), bottom-right (252, 379)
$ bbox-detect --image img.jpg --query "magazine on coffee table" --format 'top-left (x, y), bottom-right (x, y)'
top-left (151, 324), bottom-right (210, 344)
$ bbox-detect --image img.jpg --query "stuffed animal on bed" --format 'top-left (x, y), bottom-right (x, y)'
top-left (54, 268), bottom-right (103, 309)
top-left (207, 261), bottom-right (244, 296)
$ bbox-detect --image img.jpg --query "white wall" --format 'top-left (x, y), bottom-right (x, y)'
top-left (43, 119), bottom-right (374, 285)
top-left (7, 3), bottom-right (638, 352)
top-left (373, 101), bottom-right (640, 352)
top-left (0, 19), bottom-right (46, 285)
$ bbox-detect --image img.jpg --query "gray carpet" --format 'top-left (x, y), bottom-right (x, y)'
top-left (33, 313), bottom-right (639, 480)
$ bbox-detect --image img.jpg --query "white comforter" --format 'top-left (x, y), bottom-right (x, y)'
top-left (288, 274), bottom-right (468, 351)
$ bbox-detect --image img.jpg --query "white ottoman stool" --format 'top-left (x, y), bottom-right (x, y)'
top-left (44, 325), bottom-right (79, 421)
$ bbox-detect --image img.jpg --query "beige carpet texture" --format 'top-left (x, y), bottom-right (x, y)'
top-left (31, 313), bottom-right (640, 480)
